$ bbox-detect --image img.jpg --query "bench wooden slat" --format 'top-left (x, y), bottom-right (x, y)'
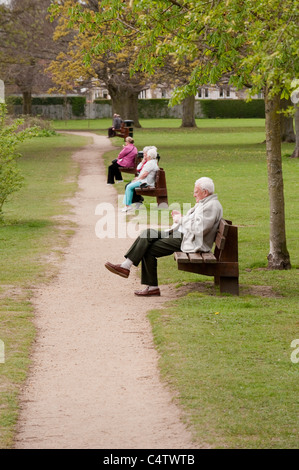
top-left (174, 252), bottom-right (190, 263)
top-left (201, 252), bottom-right (217, 263)
top-left (215, 232), bottom-right (226, 250)
top-left (189, 253), bottom-right (204, 263)
top-left (136, 188), bottom-right (167, 196)
top-left (218, 218), bottom-right (230, 237)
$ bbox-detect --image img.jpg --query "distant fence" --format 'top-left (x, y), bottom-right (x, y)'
top-left (8, 97), bottom-right (265, 120)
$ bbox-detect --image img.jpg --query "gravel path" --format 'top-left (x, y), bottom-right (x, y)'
top-left (14, 133), bottom-right (197, 449)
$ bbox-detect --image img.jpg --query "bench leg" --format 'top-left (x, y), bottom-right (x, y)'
top-left (219, 276), bottom-right (239, 296)
top-left (156, 196), bottom-right (168, 208)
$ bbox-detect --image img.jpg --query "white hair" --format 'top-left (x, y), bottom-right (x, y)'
top-left (195, 177), bottom-right (215, 194)
top-left (147, 148), bottom-right (157, 159)
top-left (143, 146), bottom-right (151, 153)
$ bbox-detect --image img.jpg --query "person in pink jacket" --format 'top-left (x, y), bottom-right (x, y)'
top-left (107, 137), bottom-right (138, 184)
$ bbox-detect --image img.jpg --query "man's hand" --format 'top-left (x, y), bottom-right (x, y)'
top-left (171, 210), bottom-right (182, 224)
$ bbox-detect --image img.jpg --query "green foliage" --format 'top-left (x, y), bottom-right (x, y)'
top-left (138, 99), bottom-right (172, 118)
top-left (67, 0), bottom-right (298, 103)
top-left (10, 98), bottom-right (266, 120)
top-left (7, 96), bottom-right (63, 106)
top-left (0, 104), bottom-right (41, 218)
top-left (5, 96), bottom-right (23, 106)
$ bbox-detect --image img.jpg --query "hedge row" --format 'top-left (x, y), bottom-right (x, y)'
top-left (7, 96), bottom-right (86, 116)
top-left (92, 98), bottom-right (266, 118)
top-left (200, 99), bottom-right (265, 118)
top-left (8, 96), bottom-right (265, 119)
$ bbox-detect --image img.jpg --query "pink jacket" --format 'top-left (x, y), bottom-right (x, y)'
top-left (117, 144), bottom-right (137, 167)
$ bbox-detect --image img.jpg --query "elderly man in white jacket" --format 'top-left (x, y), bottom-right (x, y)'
top-left (105, 177), bottom-right (223, 296)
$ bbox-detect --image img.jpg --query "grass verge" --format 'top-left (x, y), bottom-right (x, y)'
top-left (0, 132), bottom-right (90, 448)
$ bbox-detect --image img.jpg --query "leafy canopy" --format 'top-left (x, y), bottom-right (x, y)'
top-left (57, 0), bottom-right (299, 104)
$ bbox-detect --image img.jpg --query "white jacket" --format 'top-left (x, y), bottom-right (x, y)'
top-left (175, 194), bottom-right (223, 253)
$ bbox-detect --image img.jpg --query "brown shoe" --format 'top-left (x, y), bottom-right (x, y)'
top-left (134, 287), bottom-right (161, 296)
top-left (105, 261), bottom-right (130, 278)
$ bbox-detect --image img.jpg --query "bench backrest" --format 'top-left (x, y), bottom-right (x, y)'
top-left (114, 123), bottom-right (129, 140)
top-left (214, 219), bottom-right (238, 262)
top-left (154, 168), bottom-right (166, 188)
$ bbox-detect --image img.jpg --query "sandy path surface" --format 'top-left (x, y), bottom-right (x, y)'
top-left (14, 132), bottom-right (197, 449)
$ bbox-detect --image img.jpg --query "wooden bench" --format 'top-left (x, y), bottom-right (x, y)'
top-left (114, 122), bottom-right (130, 140)
top-left (135, 168), bottom-right (168, 208)
top-left (114, 120), bottom-right (134, 140)
top-left (174, 218), bottom-right (239, 295)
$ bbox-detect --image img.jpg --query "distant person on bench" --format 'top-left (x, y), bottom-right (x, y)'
top-left (107, 137), bottom-right (137, 185)
top-left (105, 177), bottom-right (223, 296)
top-left (121, 147), bottom-right (159, 212)
top-left (108, 114), bottom-right (123, 138)
top-left (125, 146), bottom-right (158, 208)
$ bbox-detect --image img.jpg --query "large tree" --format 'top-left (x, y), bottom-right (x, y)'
top-left (66, 0), bottom-right (298, 270)
top-left (0, 0), bottom-right (59, 114)
top-left (49, 0), bottom-right (152, 126)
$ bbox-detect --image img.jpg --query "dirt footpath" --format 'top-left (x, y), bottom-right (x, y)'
top-left (14, 132), bottom-right (197, 449)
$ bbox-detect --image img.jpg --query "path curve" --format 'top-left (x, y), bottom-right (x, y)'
top-left (14, 132), bottom-right (197, 449)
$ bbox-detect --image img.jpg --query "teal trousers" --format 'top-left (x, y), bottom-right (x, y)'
top-left (125, 228), bottom-right (183, 286)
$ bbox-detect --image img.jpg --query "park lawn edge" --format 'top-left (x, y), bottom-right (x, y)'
top-left (0, 133), bottom-right (90, 448)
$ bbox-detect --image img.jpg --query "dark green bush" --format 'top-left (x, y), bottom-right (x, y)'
top-left (7, 96), bottom-right (265, 119)
top-left (7, 95), bottom-right (86, 116)
top-left (138, 99), bottom-right (171, 118)
top-left (199, 99), bottom-right (265, 118)
top-left (68, 96), bottom-right (86, 116)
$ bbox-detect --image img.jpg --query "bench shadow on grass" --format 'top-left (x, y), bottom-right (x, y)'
top-left (173, 280), bottom-right (282, 299)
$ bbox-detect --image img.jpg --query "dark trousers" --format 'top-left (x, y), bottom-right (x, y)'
top-left (107, 161), bottom-right (123, 184)
top-left (108, 127), bottom-right (116, 137)
top-left (125, 229), bottom-right (183, 286)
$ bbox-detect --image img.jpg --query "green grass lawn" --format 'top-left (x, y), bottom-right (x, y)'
top-left (98, 118), bottom-right (299, 448)
top-left (1, 119), bottom-right (298, 449)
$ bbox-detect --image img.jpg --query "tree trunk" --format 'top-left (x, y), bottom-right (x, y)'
top-left (290, 105), bottom-right (299, 158)
top-left (22, 91), bottom-right (32, 115)
top-left (180, 94), bottom-right (197, 127)
top-left (108, 86), bottom-right (141, 128)
top-left (265, 89), bottom-right (291, 269)
top-left (280, 98), bottom-right (295, 142)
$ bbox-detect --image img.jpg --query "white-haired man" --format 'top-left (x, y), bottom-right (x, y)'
top-left (105, 177), bottom-right (223, 296)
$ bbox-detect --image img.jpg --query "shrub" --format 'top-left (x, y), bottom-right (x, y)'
top-left (68, 97), bottom-right (86, 116)
top-left (7, 95), bottom-right (86, 117)
top-left (0, 103), bottom-right (41, 219)
top-left (199, 99), bottom-right (265, 118)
